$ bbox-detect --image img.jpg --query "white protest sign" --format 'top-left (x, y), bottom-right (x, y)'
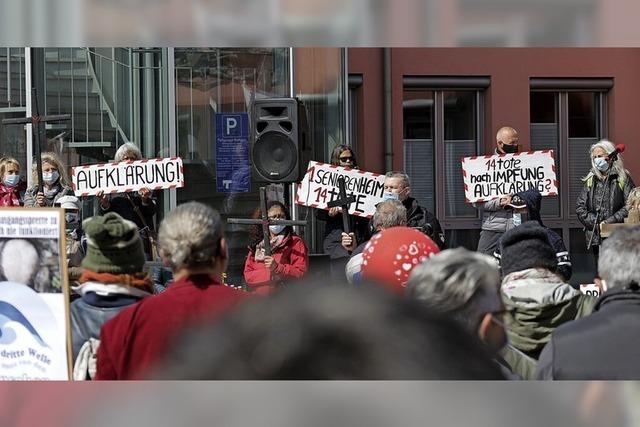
top-left (296, 161), bottom-right (386, 218)
top-left (72, 157), bottom-right (184, 197)
top-left (580, 284), bottom-right (601, 298)
top-left (461, 150), bottom-right (558, 203)
top-left (0, 208), bottom-right (70, 380)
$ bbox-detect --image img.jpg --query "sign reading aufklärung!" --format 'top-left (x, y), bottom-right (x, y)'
top-left (72, 157), bottom-right (184, 197)
top-left (461, 150), bottom-right (558, 203)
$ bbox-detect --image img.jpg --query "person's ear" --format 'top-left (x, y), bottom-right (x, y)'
top-left (595, 277), bottom-right (607, 293)
top-left (477, 313), bottom-right (493, 342)
top-left (219, 238), bottom-right (229, 261)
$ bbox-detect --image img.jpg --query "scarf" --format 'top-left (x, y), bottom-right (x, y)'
top-left (0, 181), bottom-right (25, 207)
top-left (78, 269), bottom-right (155, 294)
top-left (254, 234), bottom-right (287, 261)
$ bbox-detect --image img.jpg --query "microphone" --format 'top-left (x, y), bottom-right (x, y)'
top-left (609, 143), bottom-right (626, 161)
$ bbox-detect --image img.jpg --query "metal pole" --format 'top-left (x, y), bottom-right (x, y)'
top-left (25, 48), bottom-right (33, 189)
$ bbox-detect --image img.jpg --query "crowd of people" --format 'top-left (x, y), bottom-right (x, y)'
top-left (1, 128), bottom-right (639, 380)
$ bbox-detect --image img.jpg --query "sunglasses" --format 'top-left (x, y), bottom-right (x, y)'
top-left (339, 156), bottom-right (354, 162)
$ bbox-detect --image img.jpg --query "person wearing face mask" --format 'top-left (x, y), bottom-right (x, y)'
top-left (244, 200), bottom-right (309, 295)
top-left (0, 157), bottom-right (27, 206)
top-left (380, 171), bottom-right (446, 250)
top-left (406, 248), bottom-right (536, 379)
top-left (576, 139), bottom-right (635, 268)
top-left (24, 152), bottom-right (73, 207)
top-left (316, 145), bottom-right (371, 280)
top-left (476, 127), bottom-right (522, 255)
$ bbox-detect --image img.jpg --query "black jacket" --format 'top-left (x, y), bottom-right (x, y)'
top-left (316, 209), bottom-right (371, 260)
top-left (576, 172), bottom-right (635, 246)
top-left (536, 288), bottom-right (640, 379)
top-left (403, 197), bottom-right (446, 250)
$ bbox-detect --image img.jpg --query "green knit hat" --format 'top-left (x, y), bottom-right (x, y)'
top-left (81, 212), bottom-right (146, 274)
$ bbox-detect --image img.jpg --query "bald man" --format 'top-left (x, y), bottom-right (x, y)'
top-left (476, 127), bottom-right (521, 255)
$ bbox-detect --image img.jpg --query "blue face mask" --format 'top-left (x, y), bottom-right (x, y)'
top-left (382, 192), bottom-right (400, 202)
top-left (3, 174), bottom-right (19, 187)
top-left (269, 224), bottom-right (286, 235)
top-left (594, 157), bottom-right (609, 172)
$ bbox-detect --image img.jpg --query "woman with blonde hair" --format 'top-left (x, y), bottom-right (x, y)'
top-left (576, 139), bottom-right (635, 265)
top-left (24, 152), bottom-right (73, 207)
top-left (0, 157), bottom-right (27, 206)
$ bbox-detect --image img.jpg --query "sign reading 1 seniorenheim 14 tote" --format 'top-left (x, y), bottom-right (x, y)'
top-left (215, 113), bottom-right (251, 193)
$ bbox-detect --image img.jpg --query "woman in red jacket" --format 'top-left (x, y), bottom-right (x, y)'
top-left (244, 201), bottom-right (308, 295)
top-left (0, 157), bottom-right (26, 206)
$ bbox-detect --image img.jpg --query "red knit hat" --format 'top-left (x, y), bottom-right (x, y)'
top-left (361, 226), bottom-right (441, 295)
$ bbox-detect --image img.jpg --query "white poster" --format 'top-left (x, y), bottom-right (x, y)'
top-left (71, 157), bottom-right (184, 197)
top-left (296, 161), bottom-right (386, 218)
top-left (461, 150), bottom-right (558, 203)
top-left (0, 208), bottom-right (70, 380)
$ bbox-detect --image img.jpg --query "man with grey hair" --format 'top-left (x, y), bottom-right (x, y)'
top-left (344, 200), bottom-right (407, 284)
top-left (535, 226), bottom-right (640, 379)
top-left (95, 202), bottom-right (247, 380)
top-left (382, 171), bottom-right (445, 249)
top-left (406, 248), bottom-right (536, 379)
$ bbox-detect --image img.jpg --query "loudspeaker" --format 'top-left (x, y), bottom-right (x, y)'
top-left (250, 98), bottom-right (303, 183)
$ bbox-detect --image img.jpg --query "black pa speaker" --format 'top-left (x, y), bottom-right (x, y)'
top-left (250, 98), bottom-right (304, 183)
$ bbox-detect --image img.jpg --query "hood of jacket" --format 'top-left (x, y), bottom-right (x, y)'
top-left (515, 189), bottom-right (543, 225)
top-left (501, 268), bottom-right (596, 356)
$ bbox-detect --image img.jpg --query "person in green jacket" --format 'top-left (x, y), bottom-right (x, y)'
top-left (499, 222), bottom-right (597, 361)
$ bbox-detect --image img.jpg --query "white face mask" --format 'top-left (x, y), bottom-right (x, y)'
top-left (269, 224), bottom-right (286, 235)
top-left (512, 213), bottom-right (522, 227)
top-left (382, 191), bottom-right (400, 202)
top-left (42, 170), bottom-right (59, 184)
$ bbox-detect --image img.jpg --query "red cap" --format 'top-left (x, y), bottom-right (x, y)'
top-left (361, 226), bottom-right (440, 295)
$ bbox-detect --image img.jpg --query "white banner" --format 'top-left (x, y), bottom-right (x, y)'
top-left (295, 161), bottom-right (386, 218)
top-left (71, 157), bottom-right (184, 197)
top-left (0, 208), bottom-right (70, 380)
top-left (461, 150), bottom-right (558, 203)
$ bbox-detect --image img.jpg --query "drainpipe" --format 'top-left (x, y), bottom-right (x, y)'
top-left (383, 48), bottom-right (393, 172)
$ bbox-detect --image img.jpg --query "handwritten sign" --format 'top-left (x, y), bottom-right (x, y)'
top-left (296, 161), bottom-right (386, 218)
top-left (461, 151), bottom-right (558, 203)
top-left (580, 284), bottom-right (601, 298)
top-left (71, 157), bottom-right (184, 197)
top-left (0, 208), bottom-right (70, 380)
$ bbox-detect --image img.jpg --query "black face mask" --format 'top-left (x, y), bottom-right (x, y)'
top-left (502, 144), bottom-right (519, 154)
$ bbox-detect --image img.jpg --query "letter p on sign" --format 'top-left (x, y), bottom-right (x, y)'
top-left (225, 116), bottom-right (239, 137)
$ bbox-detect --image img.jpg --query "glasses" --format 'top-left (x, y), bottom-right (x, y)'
top-left (339, 156), bottom-right (354, 162)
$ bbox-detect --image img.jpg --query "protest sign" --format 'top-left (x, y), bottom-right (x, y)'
top-left (580, 284), bottom-right (601, 298)
top-left (71, 157), bottom-right (184, 197)
top-left (295, 161), bottom-right (386, 218)
top-left (461, 150), bottom-right (558, 203)
top-left (0, 208), bottom-right (70, 380)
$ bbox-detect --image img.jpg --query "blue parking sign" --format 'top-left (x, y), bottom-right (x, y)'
top-left (215, 113), bottom-right (250, 193)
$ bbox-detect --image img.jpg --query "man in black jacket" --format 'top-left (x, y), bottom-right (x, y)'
top-left (382, 171), bottom-right (446, 249)
top-left (535, 225), bottom-right (640, 379)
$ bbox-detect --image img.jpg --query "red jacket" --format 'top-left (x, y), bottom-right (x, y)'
top-left (243, 234), bottom-right (308, 295)
top-left (95, 274), bottom-right (247, 380)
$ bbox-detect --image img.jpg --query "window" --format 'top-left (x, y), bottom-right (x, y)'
top-left (403, 76), bottom-right (489, 249)
top-left (530, 78), bottom-right (611, 286)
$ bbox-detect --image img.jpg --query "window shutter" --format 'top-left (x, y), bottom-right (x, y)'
top-left (530, 123), bottom-right (560, 217)
top-left (404, 139), bottom-right (435, 213)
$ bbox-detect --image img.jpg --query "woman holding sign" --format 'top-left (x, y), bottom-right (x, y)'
top-left (316, 145), bottom-right (371, 280)
top-left (96, 143), bottom-right (158, 259)
top-left (24, 152), bottom-right (74, 207)
top-left (244, 201), bottom-right (308, 295)
top-left (576, 140), bottom-right (635, 267)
